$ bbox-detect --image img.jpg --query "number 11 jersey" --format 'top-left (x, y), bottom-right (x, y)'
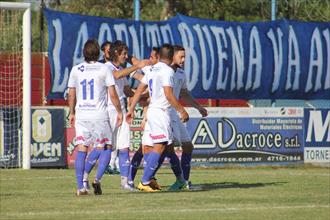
top-left (67, 61), bottom-right (115, 120)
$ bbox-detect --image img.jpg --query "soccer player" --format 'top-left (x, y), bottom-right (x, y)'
top-left (126, 43), bottom-right (189, 192)
top-left (127, 47), bottom-right (160, 188)
top-left (136, 45), bottom-right (208, 191)
top-left (105, 40), bottom-right (147, 190)
top-left (82, 41), bottom-right (119, 191)
top-left (83, 40), bottom-right (148, 189)
top-left (169, 45), bottom-right (208, 189)
top-left (67, 39), bottom-right (123, 196)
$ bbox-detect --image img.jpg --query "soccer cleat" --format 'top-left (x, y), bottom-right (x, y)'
top-left (149, 177), bottom-right (161, 190)
top-left (76, 188), bottom-right (88, 196)
top-left (127, 181), bottom-right (135, 188)
top-left (183, 181), bottom-right (192, 190)
top-left (168, 179), bottom-right (187, 191)
top-left (83, 179), bottom-right (90, 191)
top-left (137, 182), bottom-right (160, 192)
top-left (92, 181), bottom-right (102, 195)
top-left (121, 183), bottom-right (136, 191)
top-left (104, 166), bottom-right (112, 175)
top-left (105, 166), bottom-right (121, 175)
top-left (113, 168), bottom-right (120, 175)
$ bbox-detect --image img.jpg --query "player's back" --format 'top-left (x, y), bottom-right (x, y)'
top-left (68, 61), bottom-right (114, 120)
top-left (142, 62), bottom-right (174, 110)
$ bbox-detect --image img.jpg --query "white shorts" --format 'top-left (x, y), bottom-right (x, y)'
top-left (146, 108), bottom-right (173, 145)
top-left (109, 109), bottom-right (130, 150)
top-left (75, 120), bottom-right (112, 147)
top-left (172, 119), bottom-right (191, 144)
top-left (141, 122), bottom-right (153, 146)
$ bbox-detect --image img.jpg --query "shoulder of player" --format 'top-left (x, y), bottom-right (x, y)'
top-left (70, 62), bottom-right (86, 74)
top-left (72, 62), bottom-right (83, 69)
top-left (104, 61), bottom-right (120, 71)
top-left (98, 58), bottom-right (106, 64)
top-left (175, 67), bottom-right (185, 75)
top-left (141, 65), bottom-right (152, 73)
top-left (156, 62), bottom-right (174, 72)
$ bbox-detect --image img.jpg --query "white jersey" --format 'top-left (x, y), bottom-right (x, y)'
top-left (141, 62), bottom-right (174, 109)
top-left (141, 65), bottom-right (152, 75)
top-left (130, 64), bottom-right (151, 77)
top-left (105, 61), bottom-right (129, 110)
top-left (67, 61), bottom-right (115, 120)
top-left (169, 67), bottom-right (187, 119)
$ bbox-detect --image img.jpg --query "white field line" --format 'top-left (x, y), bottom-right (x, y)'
top-left (3, 205), bottom-right (330, 217)
top-left (0, 176), bottom-right (72, 181)
top-left (183, 171), bottom-right (330, 177)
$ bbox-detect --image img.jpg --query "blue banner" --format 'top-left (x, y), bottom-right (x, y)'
top-left (44, 8), bottom-right (330, 100)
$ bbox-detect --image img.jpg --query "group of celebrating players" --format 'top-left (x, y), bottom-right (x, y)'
top-left (67, 39), bottom-right (208, 196)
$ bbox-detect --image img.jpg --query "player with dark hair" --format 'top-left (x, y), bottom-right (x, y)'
top-left (105, 40), bottom-right (148, 190)
top-left (127, 46), bottom-right (160, 188)
top-left (126, 43), bottom-right (189, 192)
top-left (169, 45), bottom-right (208, 190)
top-left (67, 39), bottom-right (122, 196)
top-left (82, 40), bottom-right (149, 190)
top-left (132, 45), bottom-right (207, 191)
top-left (99, 41), bottom-right (111, 63)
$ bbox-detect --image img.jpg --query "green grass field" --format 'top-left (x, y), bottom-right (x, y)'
top-left (0, 166), bottom-right (329, 220)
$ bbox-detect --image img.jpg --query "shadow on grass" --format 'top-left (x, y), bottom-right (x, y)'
top-left (193, 181), bottom-right (286, 191)
top-left (153, 181), bottom-right (288, 193)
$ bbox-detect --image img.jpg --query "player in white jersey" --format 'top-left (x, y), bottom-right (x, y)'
top-left (169, 45), bottom-right (208, 190)
top-left (126, 44), bottom-right (189, 192)
top-left (106, 40), bottom-right (148, 190)
top-left (67, 39), bottom-right (122, 196)
top-left (127, 47), bottom-right (161, 189)
top-left (136, 45), bottom-right (208, 191)
top-left (82, 40), bottom-right (149, 189)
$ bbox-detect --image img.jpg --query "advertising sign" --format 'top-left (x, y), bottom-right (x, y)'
top-left (130, 106), bottom-right (144, 152)
top-left (304, 109), bottom-right (330, 163)
top-left (186, 107), bottom-right (304, 164)
top-left (31, 108), bottom-right (66, 167)
top-left (0, 108), bottom-right (20, 168)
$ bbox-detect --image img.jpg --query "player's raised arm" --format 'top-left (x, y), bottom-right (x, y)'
top-left (111, 58), bottom-right (150, 80)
